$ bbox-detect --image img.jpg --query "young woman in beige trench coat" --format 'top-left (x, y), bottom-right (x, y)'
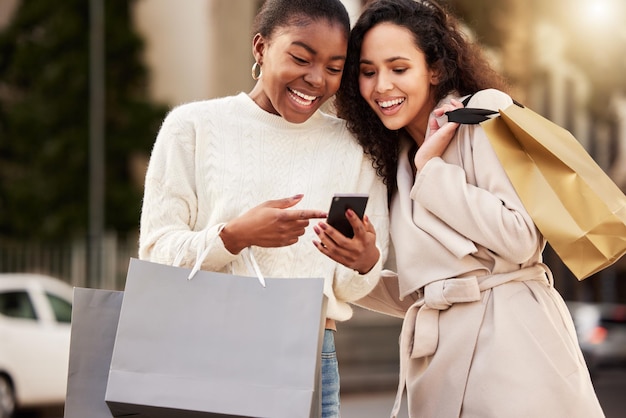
top-left (327, 0), bottom-right (606, 417)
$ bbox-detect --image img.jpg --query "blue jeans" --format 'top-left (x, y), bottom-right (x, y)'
top-left (321, 329), bottom-right (340, 417)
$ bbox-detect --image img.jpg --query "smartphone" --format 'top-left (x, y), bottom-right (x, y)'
top-left (326, 194), bottom-right (369, 238)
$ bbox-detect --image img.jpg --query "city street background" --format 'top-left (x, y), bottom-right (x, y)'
top-left (2, 0), bottom-right (626, 417)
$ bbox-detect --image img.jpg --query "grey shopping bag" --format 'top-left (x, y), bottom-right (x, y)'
top-left (64, 287), bottom-right (123, 418)
top-left (105, 258), bottom-right (327, 418)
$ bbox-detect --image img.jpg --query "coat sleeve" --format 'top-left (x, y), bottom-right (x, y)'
top-left (412, 89), bottom-right (540, 264)
top-left (353, 270), bottom-right (419, 318)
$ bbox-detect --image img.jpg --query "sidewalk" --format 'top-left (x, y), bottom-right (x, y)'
top-left (335, 307), bottom-right (406, 417)
top-left (341, 391), bottom-right (408, 418)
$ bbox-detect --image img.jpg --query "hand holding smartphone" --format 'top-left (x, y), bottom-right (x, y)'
top-left (326, 194), bottom-right (369, 238)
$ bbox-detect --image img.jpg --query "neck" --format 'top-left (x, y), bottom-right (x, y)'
top-left (405, 96), bottom-right (437, 146)
top-left (404, 121), bottom-right (427, 147)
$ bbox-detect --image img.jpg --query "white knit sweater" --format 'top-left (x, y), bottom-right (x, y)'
top-left (139, 92), bottom-right (389, 321)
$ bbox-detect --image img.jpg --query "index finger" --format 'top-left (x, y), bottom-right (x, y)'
top-left (286, 209), bottom-right (328, 220)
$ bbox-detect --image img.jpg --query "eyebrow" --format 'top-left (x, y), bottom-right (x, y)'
top-left (360, 56), bottom-right (410, 65)
top-left (292, 41), bottom-right (346, 61)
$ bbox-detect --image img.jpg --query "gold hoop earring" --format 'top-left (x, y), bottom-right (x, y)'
top-left (251, 62), bottom-right (262, 80)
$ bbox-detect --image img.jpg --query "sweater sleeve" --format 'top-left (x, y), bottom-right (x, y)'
top-left (332, 154), bottom-right (390, 303)
top-left (412, 89), bottom-right (540, 264)
top-left (138, 105), bottom-right (238, 270)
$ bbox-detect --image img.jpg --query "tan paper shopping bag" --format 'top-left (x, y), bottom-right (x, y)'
top-left (480, 104), bottom-right (626, 280)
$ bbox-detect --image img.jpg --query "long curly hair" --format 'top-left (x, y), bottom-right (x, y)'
top-left (335, 0), bottom-right (508, 194)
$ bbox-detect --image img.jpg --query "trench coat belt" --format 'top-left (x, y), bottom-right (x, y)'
top-left (390, 264), bottom-right (550, 418)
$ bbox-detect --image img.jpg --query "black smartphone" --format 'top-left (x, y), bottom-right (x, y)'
top-left (326, 194), bottom-right (369, 238)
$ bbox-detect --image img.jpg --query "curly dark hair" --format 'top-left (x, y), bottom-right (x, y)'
top-left (252, 0), bottom-right (350, 40)
top-left (335, 0), bottom-right (509, 194)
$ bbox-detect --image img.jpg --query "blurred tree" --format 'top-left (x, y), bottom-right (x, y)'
top-left (0, 0), bottom-right (167, 241)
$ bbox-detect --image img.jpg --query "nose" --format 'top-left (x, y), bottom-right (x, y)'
top-left (375, 72), bottom-right (393, 93)
top-left (303, 66), bottom-right (324, 88)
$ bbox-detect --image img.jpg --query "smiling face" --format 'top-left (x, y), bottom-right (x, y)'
top-left (249, 18), bottom-right (347, 124)
top-left (358, 22), bottom-right (439, 142)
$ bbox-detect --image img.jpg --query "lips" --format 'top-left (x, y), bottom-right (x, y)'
top-left (288, 87), bottom-right (319, 107)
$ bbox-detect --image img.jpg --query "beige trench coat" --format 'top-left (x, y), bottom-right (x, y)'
top-left (357, 89), bottom-right (605, 418)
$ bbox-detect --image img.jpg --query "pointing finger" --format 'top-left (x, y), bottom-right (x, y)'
top-left (263, 194), bottom-right (304, 209)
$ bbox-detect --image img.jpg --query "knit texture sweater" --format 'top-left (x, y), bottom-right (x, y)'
top-left (139, 92), bottom-right (389, 321)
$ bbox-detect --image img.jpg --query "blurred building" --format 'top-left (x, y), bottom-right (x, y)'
top-left (131, 0), bottom-right (364, 105)
top-left (0, 0), bottom-right (18, 27)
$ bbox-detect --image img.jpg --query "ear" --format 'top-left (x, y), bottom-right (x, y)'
top-left (252, 33), bottom-right (266, 65)
top-left (429, 67), bottom-right (441, 86)
top-left (429, 59), bottom-right (444, 86)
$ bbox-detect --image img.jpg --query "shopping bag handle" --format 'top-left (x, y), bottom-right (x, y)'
top-left (241, 248), bottom-right (266, 287)
top-left (188, 241), bottom-right (266, 288)
top-left (445, 95), bottom-right (524, 125)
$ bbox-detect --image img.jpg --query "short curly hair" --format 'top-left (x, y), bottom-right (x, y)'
top-left (335, 0), bottom-right (508, 194)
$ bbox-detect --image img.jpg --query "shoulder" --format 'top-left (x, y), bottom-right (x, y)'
top-left (159, 96), bottom-right (241, 136)
top-left (168, 95), bottom-right (236, 119)
top-left (318, 110), bottom-right (350, 133)
top-left (466, 89), bottom-right (513, 111)
top-left (315, 110), bottom-right (362, 147)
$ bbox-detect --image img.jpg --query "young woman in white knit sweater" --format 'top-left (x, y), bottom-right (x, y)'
top-left (138, 0), bottom-right (389, 416)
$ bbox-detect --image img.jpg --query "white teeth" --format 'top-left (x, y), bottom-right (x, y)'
top-left (290, 89), bottom-right (317, 101)
top-left (379, 98), bottom-right (404, 108)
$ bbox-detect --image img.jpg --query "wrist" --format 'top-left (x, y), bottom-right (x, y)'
top-left (356, 248), bottom-right (379, 275)
top-left (219, 222), bottom-right (247, 254)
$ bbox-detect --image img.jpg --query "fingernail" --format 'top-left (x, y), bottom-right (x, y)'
top-left (346, 209), bottom-right (354, 218)
top-left (293, 194), bottom-right (303, 199)
top-left (319, 223), bottom-right (328, 230)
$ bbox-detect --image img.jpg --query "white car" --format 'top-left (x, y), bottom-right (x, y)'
top-left (0, 273), bottom-right (73, 418)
